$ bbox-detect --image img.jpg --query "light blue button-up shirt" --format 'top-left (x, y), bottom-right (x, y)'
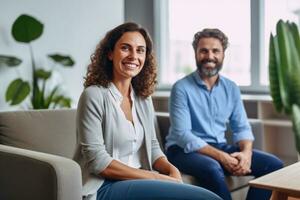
top-left (165, 71), bottom-right (254, 153)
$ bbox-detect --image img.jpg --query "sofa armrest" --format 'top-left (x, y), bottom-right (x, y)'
top-left (0, 144), bottom-right (82, 200)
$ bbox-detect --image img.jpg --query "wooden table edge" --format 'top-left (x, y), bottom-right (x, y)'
top-left (249, 181), bottom-right (300, 198)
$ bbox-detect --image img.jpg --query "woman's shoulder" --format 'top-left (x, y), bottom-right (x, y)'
top-left (84, 85), bottom-right (107, 92)
top-left (80, 85), bottom-right (109, 101)
top-left (135, 93), bottom-right (152, 104)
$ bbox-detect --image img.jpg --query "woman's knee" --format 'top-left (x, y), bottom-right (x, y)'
top-left (157, 181), bottom-right (222, 200)
top-left (182, 184), bottom-right (222, 200)
top-left (116, 180), bottom-right (222, 200)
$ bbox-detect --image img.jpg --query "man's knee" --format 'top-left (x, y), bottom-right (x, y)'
top-left (256, 154), bottom-right (284, 176)
top-left (269, 156), bottom-right (284, 171)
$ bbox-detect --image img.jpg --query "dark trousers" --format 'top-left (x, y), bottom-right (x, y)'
top-left (97, 179), bottom-right (222, 200)
top-left (166, 144), bottom-right (283, 200)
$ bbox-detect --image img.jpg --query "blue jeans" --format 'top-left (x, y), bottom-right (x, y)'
top-left (166, 144), bottom-right (283, 200)
top-left (97, 179), bottom-right (222, 200)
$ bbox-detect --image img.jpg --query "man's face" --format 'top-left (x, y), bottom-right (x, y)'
top-left (195, 37), bottom-right (225, 78)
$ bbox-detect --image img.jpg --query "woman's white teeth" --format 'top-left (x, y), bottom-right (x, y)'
top-left (124, 63), bottom-right (137, 69)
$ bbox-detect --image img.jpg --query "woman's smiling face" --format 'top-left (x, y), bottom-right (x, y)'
top-left (108, 31), bottom-right (146, 81)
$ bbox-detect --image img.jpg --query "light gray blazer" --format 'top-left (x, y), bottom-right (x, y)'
top-left (74, 85), bottom-right (165, 200)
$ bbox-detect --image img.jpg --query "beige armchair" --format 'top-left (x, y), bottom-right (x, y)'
top-left (0, 109), bottom-right (82, 200)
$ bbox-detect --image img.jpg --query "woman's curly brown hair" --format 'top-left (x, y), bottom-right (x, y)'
top-left (84, 22), bottom-right (157, 98)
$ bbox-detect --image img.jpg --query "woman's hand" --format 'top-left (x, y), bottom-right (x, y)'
top-left (153, 156), bottom-right (183, 183)
top-left (152, 171), bottom-right (182, 183)
top-left (168, 166), bottom-right (183, 183)
top-left (100, 158), bottom-right (182, 183)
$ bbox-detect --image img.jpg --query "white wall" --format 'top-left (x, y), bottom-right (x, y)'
top-left (0, 0), bottom-right (124, 111)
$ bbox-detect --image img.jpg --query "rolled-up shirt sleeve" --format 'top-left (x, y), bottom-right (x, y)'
top-left (169, 83), bottom-right (208, 153)
top-left (77, 87), bottom-right (113, 175)
top-left (229, 86), bottom-right (254, 144)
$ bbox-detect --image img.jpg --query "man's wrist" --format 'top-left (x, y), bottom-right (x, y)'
top-left (217, 151), bottom-right (229, 163)
top-left (241, 149), bottom-right (252, 158)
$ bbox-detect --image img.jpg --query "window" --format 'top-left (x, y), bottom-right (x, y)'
top-left (262, 0), bottom-right (300, 85)
top-left (160, 0), bottom-right (250, 86)
top-left (155, 0), bottom-right (300, 92)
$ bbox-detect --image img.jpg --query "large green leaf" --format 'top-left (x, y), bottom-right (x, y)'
top-left (288, 22), bottom-right (300, 58)
top-left (285, 22), bottom-right (300, 107)
top-left (289, 71), bottom-right (300, 107)
top-left (52, 95), bottom-right (71, 108)
top-left (0, 55), bottom-right (22, 67)
top-left (35, 69), bottom-right (52, 80)
top-left (292, 104), bottom-right (300, 153)
top-left (5, 78), bottom-right (30, 105)
top-left (287, 22), bottom-right (300, 74)
top-left (48, 54), bottom-right (75, 67)
top-left (270, 19), bottom-right (300, 154)
top-left (276, 20), bottom-right (292, 113)
top-left (58, 97), bottom-right (71, 108)
top-left (269, 34), bottom-right (283, 112)
top-left (12, 14), bottom-right (43, 43)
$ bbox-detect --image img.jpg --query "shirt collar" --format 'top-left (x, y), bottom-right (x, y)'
top-left (108, 82), bottom-right (135, 103)
top-left (192, 70), bottom-right (221, 88)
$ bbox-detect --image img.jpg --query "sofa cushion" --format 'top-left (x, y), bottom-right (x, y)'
top-left (181, 173), bottom-right (253, 192)
top-left (0, 109), bottom-right (77, 158)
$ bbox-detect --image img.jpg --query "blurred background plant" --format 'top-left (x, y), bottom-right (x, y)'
top-left (269, 19), bottom-right (300, 153)
top-left (0, 14), bottom-right (74, 109)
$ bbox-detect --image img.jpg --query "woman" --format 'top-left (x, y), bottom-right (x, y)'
top-left (76, 22), bottom-right (222, 200)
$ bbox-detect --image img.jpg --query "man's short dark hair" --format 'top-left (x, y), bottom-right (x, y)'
top-left (192, 28), bottom-right (228, 52)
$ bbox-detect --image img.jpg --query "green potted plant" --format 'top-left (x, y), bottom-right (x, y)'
top-left (0, 14), bottom-right (74, 109)
top-left (269, 19), bottom-right (300, 153)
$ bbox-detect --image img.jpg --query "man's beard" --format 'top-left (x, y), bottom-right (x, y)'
top-left (196, 59), bottom-right (223, 77)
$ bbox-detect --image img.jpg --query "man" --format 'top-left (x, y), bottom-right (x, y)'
top-left (165, 28), bottom-right (283, 200)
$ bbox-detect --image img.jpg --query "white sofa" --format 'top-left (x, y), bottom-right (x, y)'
top-left (0, 109), bottom-right (263, 200)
